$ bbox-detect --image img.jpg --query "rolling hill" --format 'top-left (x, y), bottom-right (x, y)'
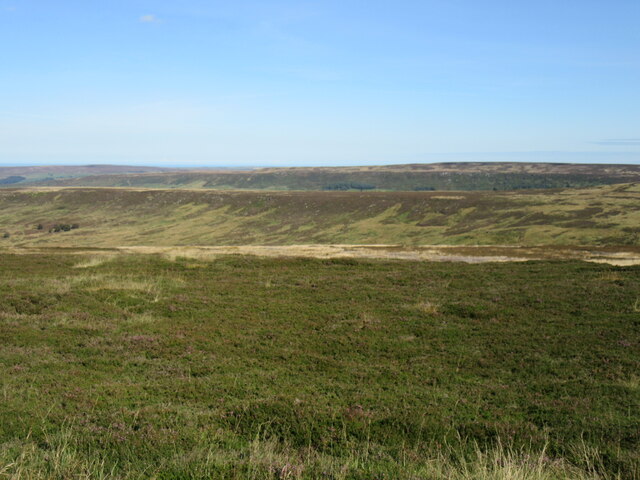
top-left (12, 162), bottom-right (640, 191)
top-left (0, 164), bottom-right (180, 186)
top-left (0, 183), bottom-right (638, 248)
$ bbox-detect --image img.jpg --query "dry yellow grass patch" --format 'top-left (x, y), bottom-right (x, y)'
top-left (68, 273), bottom-right (183, 303)
top-left (0, 271), bottom-right (164, 296)
top-left (358, 312), bottom-right (380, 330)
top-left (124, 312), bottom-right (161, 325)
top-left (620, 375), bottom-right (640, 391)
top-left (163, 249), bottom-right (220, 262)
top-left (5, 244), bottom-right (640, 266)
top-left (414, 300), bottom-right (440, 315)
top-left (73, 256), bottom-right (115, 268)
top-left (399, 334), bottom-right (417, 342)
top-left (599, 271), bottom-right (622, 282)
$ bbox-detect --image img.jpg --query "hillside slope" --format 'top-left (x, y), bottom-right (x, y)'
top-left (0, 164), bottom-right (179, 186)
top-left (0, 183), bottom-right (638, 247)
top-left (26, 162), bottom-right (640, 191)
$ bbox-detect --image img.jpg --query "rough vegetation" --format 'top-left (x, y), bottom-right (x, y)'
top-left (0, 165), bottom-right (176, 186)
top-left (0, 176), bottom-right (26, 185)
top-left (0, 254), bottom-right (638, 478)
top-left (12, 162), bottom-right (640, 191)
top-left (2, 164), bottom-right (639, 478)
top-left (0, 183), bottom-right (639, 247)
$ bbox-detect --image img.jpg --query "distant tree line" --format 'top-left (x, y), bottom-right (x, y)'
top-left (323, 182), bottom-right (376, 191)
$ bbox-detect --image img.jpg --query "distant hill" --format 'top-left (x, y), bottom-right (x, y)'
top-left (18, 162), bottom-right (640, 191)
top-left (0, 175), bottom-right (26, 185)
top-left (1, 183), bottom-right (638, 247)
top-left (0, 164), bottom-right (180, 186)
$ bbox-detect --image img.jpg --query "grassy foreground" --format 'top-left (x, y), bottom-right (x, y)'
top-left (1, 253), bottom-right (639, 479)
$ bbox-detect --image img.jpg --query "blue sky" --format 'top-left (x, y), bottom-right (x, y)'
top-left (1, 0), bottom-right (639, 166)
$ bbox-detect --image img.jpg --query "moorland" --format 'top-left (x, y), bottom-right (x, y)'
top-left (0, 165), bottom-right (178, 186)
top-left (1, 254), bottom-right (639, 479)
top-left (0, 183), bottom-right (639, 248)
top-left (1, 163), bottom-right (639, 479)
top-left (3, 162), bottom-right (640, 191)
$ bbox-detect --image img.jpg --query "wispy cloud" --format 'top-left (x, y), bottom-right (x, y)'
top-left (139, 14), bottom-right (161, 23)
top-left (593, 138), bottom-right (640, 146)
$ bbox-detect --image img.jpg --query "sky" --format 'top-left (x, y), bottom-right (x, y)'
top-left (1, 0), bottom-right (639, 167)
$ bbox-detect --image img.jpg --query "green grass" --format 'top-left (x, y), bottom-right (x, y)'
top-left (1, 183), bottom-right (639, 248)
top-left (1, 254), bottom-right (639, 478)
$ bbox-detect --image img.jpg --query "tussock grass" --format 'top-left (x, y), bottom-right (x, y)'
top-left (414, 300), bottom-right (441, 315)
top-left (161, 248), bottom-right (219, 262)
top-left (2, 420), bottom-right (631, 478)
top-left (0, 273), bottom-right (166, 296)
top-left (0, 434), bottom-right (615, 480)
top-left (73, 255), bottom-right (115, 269)
top-left (0, 431), bottom-right (114, 480)
top-left (123, 311), bottom-right (161, 325)
top-left (80, 275), bottom-right (160, 294)
top-left (619, 375), bottom-right (640, 391)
